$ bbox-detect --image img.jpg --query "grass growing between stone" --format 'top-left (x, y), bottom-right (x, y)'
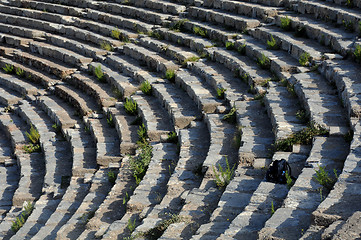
top-left (213, 157), bottom-right (235, 189)
top-left (93, 65), bottom-right (106, 82)
top-left (129, 141), bottom-right (153, 185)
top-left (124, 98), bottom-right (138, 115)
top-left (167, 131), bottom-right (178, 143)
top-left (165, 69), bottom-right (176, 82)
top-left (3, 64), bottom-right (14, 74)
top-left (314, 165), bottom-right (338, 190)
top-left (222, 107), bottom-right (237, 124)
top-left (280, 16), bottom-right (292, 31)
top-left (216, 87), bottom-right (226, 99)
top-left (299, 52), bottom-right (311, 66)
top-left (24, 125), bottom-right (41, 153)
top-left (140, 213), bottom-right (184, 239)
top-left (140, 80), bottom-right (152, 95)
top-left (257, 54), bottom-right (271, 69)
top-left (273, 122), bottom-right (329, 152)
top-left (267, 35), bottom-right (279, 50)
top-left (11, 202), bottom-right (33, 233)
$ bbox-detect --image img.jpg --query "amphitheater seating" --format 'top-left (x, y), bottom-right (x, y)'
top-left (0, 0), bottom-right (359, 239)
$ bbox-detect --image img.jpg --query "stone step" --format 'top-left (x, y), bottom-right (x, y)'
top-left (188, 59), bottom-right (249, 103)
top-left (107, 104), bottom-right (139, 155)
top-left (10, 196), bottom-right (61, 240)
top-left (127, 0), bottom-right (187, 15)
top-left (153, 27), bottom-right (216, 53)
top-left (160, 114), bottom-right (240, 239)
top-left (16, 100), bottom-right (73, 195)
top-left (191, 168), bottom-right (263, 240)
top-left (187, 6), bottom-right (261, 31)
top-left (297, 0), bottom-right (361, 34)
top-left (235, 100), bottom-right (274, 168)
top-left (318, 59), bottom-right (361, 122)
top-left (107, 53), bottom-right (201, 129)
top-left (122, 43), bottom-right (180, 74)
top-left (203, 0), bottom-right (285, 7)
top-left (84, 117), bottom-right (121, 166)
top-left (12, 49), bottom-right (77, 79)
top-left (0, 85), bottom-right (22, 106)
top-left (88, 61), bottom-right (138, 99)
top-left (44, 33), bottom-right (108, 60)
top-left (35, 94), bottom-right (97, 177)
top-left (275, 13), bottom-right (357, 57)
top-left (289, 72), bottom-right (349, 135)
top-left (0, 21), bottom-right (45, 40)
top-left (207, 46), bottom-right (273, 86)
top-left (28, 41), bottom-right (93, 68)
top-left (96, 1), bottom-right (176, 26)
top-left (0, 57), bottom-right (60, 87)
top-left (131, 92), bottom-right (175, 142)
top-left (182, 19), bottom-right (238, 45)
top-left (175, 69), bottom-right (224, 114)
top-left (54, 84), bottom-right (101, 116)
top-left (55, 168), bottom-right (114, 239)
top-left (130, 123), bottom-right (209, 238)
top-left (264, 81), bottom-right (307, 140)
top-left (137, 36), bottom-right (200, 65)
top-left (29, 176), bottom-right (91, 239)
top-left (258, 136), bottom-right (350, 240)
top-left (84, 156), bottom-right (137, 238)
top-left (68, 71), bottom-right (117, 108)
top-left (102, 143), bottom-right (179, 239)
top-left (210, 0), bottom-right (281, 22)
top-left (326, 0), bottom-right (361, 10)
top-left (0, 32), bottom-right (34, 49)
top-left (248, 25), bottom-right (332, 62)
top-left (0, 72), bottom-right (40, 96)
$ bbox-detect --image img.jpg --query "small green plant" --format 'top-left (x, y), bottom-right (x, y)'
top-left (314, 165), bottom-right (338, 190)
top-left (107, 114), bottom-right (115, 128)
top-left (93, 65), bottom-right (105, 82)
top-left (167, 131), bottom-right (178, 143)
top-left (108, 170), bottom-right (116, 184)
top-left (79, 210), bottom-right (96, 224)
top-left (343, 20), bottom-right (354, 32)
top-left (182, 56), bottom-right (200, 65)
top-left (212, 157), bottom-right (235, 189)
top-left (358, 21), bottom-right (361, 37)
top-left (216, 87), bottom-right (226, 99)
top-left (23, 144), bottom-right (41, 153)
top-left (26, 125), bottom-right (40, 145)
top-left (142, 213), bottom-right (183, 239)
top-left (100, 41), bottom-right (113, 51)
top-left (165, 69), bottom-right (175, 82)
top-left (111, 28), bottom-right (121, 40)
top-left (271, 201), bottom-right (275, 215)
top-left (127, 218), bottom-right (136, 233)
top-left (299, 52), bottom-right (311, 66)
top-left (15, 67), bottom-right (24, 77)
top-left (112, 87), bottom-right (123, 100)
top-left (346, 0), bottom-right (354, 7)
top-left (140, 80), bottom-right (152, 95)
top-left (354, 44), bottom-right (361, 62)
top-left (296, 109), bottom-right (308, 123)
top-left (267, 35), bottom-right (279, 50)
top-left (124, 98), bottom-right (137, 115)
top-left (232, 126), bottom-right (242, 149)
top-left (193, 26), bottom-right (207, 37)
top-left (149, 31), bottom-right (164, 40)
top-left (123, 192), bottom-right (129, 205)
top-left (257, 54), bottom-right (271, 69)
top-left (11, 202), bottom-right (33, 233)
top-left (225, 41), bottom-right (235, 50)
top-left (222, 107), bottom-right (237, 124)
top-left (237, 43), bottom-right (246, 55)
top-left (129, 141), bottom-right (153, 185)
top-left (280, 16), bottom-right (292, 31)
top-left (285, 170), bottom-right (294, 189)
top-left (170, 19), bottom-right (188, 32)
top-left (137, 123), bottom-right (148, 144)
top-left (3, 64), bottom-right (14, 74)
top-left (52, 123), bottom-right (61, 134)
top-left (273, 122), bottom-right (329, 151)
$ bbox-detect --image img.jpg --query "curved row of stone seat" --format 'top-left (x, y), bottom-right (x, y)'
top-left (90, 142), bottom-right (178, 239)
top-left (0, 114), bottom-right (19, 222)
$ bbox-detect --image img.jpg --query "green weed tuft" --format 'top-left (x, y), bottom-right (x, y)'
top-left (216, 87), bottom-right (226, 99)
top-left (100, 41), bottom-right (114, 51)
top-left (225, 41), bottom-right (235, 50)
top-left (124, 98), bottom-right (137, 115)
top-left (193, 26), bottom-right (207, 37)
top-left (170, 19), bottom-right (188, 32)
top-left (280, 16), bottom-right (292, 31)
top-left (222, 107), bottom-right (237, 124)
top-left (3, 64), bottom-right (14, 74)
top-left (212, 157), bottom-right (235, 189)
top-left (93, 65), bottom-right (106, 82)
top-left (354, 44), bottom-right (361, 62)
top-left (267, 35), bottom-right (279, 50)
top-left (299, 52), bottom-right (311, 66)
top-left (314, 165), bottom-right (338, 190)
top-left (16, 67), bottom-right (25, 77)
top-left (129, 141), bottom-right (153, 185)
top-left (167, 131), bottom-right (178, 143)
top-left (11, 202), bottom-right (33, 233)
top-left (140, 80), bottom-right (152, 95)
top-left (107, 170), bottom-right (116, 184)
top-left (111, 28), bottom-right (121, 40)
top-left (257, 54), bottom-right (271, 69)
top-left (165, 69), bottom-right (176, 82)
